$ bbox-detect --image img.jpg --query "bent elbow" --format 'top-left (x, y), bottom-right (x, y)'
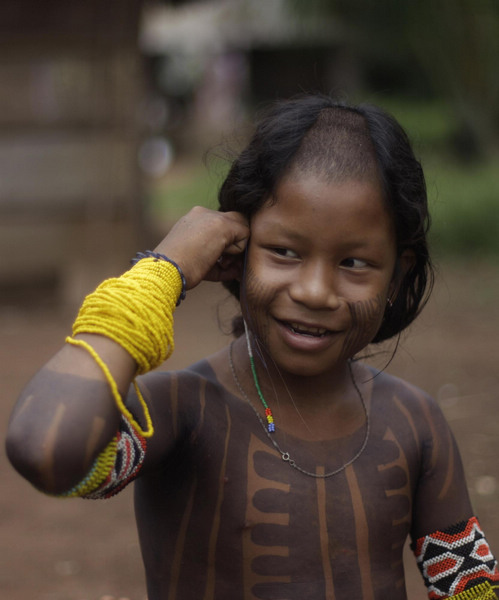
top-left (5, 423), bottom-right (81, 496)
top-left (5, 424), bottom-right (46, 490)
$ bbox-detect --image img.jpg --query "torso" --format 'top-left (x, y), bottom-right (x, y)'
top-left (133, 354), bottom-right (435, 600)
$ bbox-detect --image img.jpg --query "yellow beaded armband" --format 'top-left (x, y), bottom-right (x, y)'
top-left (72, 257), bottom-right (180, 374)
top-left (66, 257), bottom-right (183, 438)
top-left (449, 582), bottom-right (499, 599)
top-left (60, 437), bottom-right (118, 497)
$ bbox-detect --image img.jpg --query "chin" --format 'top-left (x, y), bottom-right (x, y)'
top-left (272, 355), bottom-right (340, 379)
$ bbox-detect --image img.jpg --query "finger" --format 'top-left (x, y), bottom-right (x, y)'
top-left (223, 236), bottom-right (249, 254)
top-left (220, 212), bottom-right (250, 253)
top-left (223, 210), bottom-right (249, 227)
top-left (216, 252), bottom-right (244, 269)
top-left (204, 255), bottom-right (243, 283)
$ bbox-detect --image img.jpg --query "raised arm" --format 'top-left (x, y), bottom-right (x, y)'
top-left (5, 207), bottom-right (249, 496)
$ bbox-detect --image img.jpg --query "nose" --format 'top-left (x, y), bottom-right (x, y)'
top-left (288, 262), bottom-right (341, 310)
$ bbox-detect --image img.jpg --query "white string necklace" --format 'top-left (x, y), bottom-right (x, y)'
top-left (228, 323), bottom-right (370, 478)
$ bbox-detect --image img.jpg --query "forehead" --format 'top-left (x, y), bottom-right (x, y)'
top-left (252, 173), bottom-right (395, 246)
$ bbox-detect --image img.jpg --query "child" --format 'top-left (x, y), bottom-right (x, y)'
top-left (6, 95), bottom-right (499, 599)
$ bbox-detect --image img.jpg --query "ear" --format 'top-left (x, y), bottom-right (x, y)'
top-left (388, 249), bottom-right (415, 303)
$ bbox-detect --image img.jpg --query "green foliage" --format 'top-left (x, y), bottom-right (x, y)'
top-left (376, 97), bottom-right (499, 257)
top-left (367, 96), bottom-right (456, 153)
top-left (427, 159), bottom-right (499, 257)
top-left (147, 159), bottom-right (230, 220)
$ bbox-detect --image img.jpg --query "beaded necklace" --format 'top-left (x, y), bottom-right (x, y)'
top-left (228, 323), bottom-right (370, 478)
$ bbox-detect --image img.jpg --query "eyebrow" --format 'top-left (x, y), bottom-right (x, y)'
top-left (255, 219), bottom-right (304, 240)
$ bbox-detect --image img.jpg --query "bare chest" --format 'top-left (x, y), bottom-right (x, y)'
top-left (136, 399), bottom-right (417, 599)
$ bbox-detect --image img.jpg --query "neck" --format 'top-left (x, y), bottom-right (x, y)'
top-left (230, 327), bottom-right (367, 441)
top-left (242, 322), bottom-right (352, 407)
top-left (229, 333), bottom-right (369, 443)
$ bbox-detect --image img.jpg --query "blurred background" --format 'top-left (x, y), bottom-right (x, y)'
top-left (0, 1), bottom-right (498, 599)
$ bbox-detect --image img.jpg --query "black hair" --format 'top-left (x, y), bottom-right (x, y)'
top-left (218, 94), bottom-right (434, 343)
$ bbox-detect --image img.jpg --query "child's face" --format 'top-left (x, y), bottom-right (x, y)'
top-left (243, 171), bottom-right (398, 377)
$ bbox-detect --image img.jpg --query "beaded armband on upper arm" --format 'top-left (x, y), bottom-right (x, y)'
top-left (413, 517), bottom-right (499, 599)
top-left (59, 414), bottom-right (147, 499)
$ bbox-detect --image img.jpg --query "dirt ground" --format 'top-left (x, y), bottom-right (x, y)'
top-left (1, 258), bottom-right (498, 600)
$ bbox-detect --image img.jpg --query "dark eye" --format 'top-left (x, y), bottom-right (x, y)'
top-left (273, 247), bottom-right (299, 258)
top-left (341, 258), bottom-right (368, 269)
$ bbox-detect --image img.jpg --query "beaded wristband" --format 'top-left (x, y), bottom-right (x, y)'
top-left (132, 251), bottom-right (187, 306)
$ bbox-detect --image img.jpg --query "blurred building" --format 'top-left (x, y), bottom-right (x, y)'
top-left (140, 0), bottom-right (347, 148)
top-left (0, 0), bottom-right (146, 305)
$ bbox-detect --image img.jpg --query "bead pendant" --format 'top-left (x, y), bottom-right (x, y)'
top-left (265, 408), bottom-right (275, 433)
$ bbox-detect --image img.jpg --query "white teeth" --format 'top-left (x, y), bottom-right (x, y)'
top-left (288, 322), bottom-right (328, 336)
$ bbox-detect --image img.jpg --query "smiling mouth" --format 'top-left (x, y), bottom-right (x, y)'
top-left (282, 321), bottom-right (331, 338)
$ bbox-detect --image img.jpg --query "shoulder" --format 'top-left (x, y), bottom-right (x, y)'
top-left (126, 350), bottom-right (237, 460)
top-left (366, 364), bottom-right (430, 403)
top-left (363, 364), bottom-right (449, 436)
top-left (359, 366), bottom-right (460, 483)
top-left (136, 356), bottom-right (226, 405)
top-left (134, 345), bottom-right (238, 413)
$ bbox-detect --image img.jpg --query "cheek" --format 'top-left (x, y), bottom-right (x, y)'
top-left (341, 294), bottom-right (385, 359)
top-left (244, 264), bottom-right (275, 304)
top-left (243, 245), bottom-right (283, 308)
top-left (241, 266), bottom-right (276, 342)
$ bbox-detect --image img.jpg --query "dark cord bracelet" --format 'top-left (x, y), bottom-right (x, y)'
top-left (131, 251), bottom-right (187, 306)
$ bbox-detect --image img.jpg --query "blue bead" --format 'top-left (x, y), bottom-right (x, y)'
top-left (268, 423), bottom-right (275, 433)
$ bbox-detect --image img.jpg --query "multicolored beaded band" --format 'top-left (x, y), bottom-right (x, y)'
top-left (57, 413), bottom-right (147, 499)
top-left (413, 517), bottom-right (499, 599)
